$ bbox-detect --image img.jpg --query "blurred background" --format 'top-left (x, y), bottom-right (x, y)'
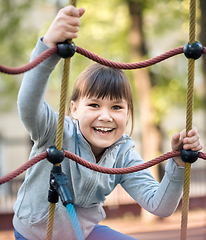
top-left (0, 0), bottom-right (206, 238)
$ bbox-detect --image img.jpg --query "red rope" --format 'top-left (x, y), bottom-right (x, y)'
top-left (76, 46), bottom-right (184, 69)
top-left (0, 46), bottom-right (206, 74)
top-left (64, 150), bottom-right (181, 174)
top-left (0, 46), bottom-right (184, 75)
top-left (1, 150), bottom-right (206, 185)
top-left (0, 152), bottom-right (47, 185)
top-left (0, 47), bottom-right (57, 75)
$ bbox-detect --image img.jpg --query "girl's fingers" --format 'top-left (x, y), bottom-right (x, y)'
top-left (173, 126), bottom-right (202, 152)
top-left (78, 8), bottom-right (85, 17)
top-left (62, 5), bottom-right (80, 17)
top-left (183, 139), bottom-right (202, 151)
top-left (43, 6), bottom-right (84, 47)
top-left (171, 132), bottom-right (184, 151)
top-left (183, 133), bottom-right (200, 145)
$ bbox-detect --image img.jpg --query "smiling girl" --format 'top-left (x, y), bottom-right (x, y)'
top-left (70, 63), bottom-right (133, 162)
top-left (13, 5), bottom-right (202, 240)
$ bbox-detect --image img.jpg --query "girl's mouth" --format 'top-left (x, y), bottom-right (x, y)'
top-left (93, 127), bottom-right (114, 134)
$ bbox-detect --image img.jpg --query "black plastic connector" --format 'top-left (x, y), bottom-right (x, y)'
top-left (47, 146), bottom-right (65, 165)
top-left (48, 187), bottom-right (59, 204)
top-left (183, 41), bottom-right (203, 60)
top-left (57, 41), bottom-right (76, 58)
top-left (180, 149), bottom-right (199, 164)
top-left (48, 165), bottom-right (73, 206)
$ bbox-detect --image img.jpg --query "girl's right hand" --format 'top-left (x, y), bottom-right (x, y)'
top-left (43, 6), bottom-right (85, 47)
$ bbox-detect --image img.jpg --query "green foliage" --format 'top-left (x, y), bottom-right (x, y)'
top-left (0, 0), bottom-right (38, 64)
top-left (0, 0), bottom-right (38, 112)
top-left (144, 0), bottom-right (190, 36)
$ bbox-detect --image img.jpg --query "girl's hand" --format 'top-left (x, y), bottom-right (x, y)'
top-left (171, 126), bottom-right (203, 167)
top-left (43, 6), bottom-right (85, 47)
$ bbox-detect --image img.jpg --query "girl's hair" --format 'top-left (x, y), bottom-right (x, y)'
top-left (69, 63), bottom-right (134, 135)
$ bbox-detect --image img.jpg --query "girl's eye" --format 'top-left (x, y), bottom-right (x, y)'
top-left (89, 103), bottom-right (99, 108)
top-left (112, 105), bottom-right (122, 110)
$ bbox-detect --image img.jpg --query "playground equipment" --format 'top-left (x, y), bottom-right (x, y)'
top-left (0, 0), bottom-right (205, 239)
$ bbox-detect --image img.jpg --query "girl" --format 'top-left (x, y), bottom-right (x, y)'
top-left (13, 5), bottom-right (202, 240)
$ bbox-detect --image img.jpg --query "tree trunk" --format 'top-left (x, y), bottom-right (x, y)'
top-left (127, 1), bottom-right (161, 222)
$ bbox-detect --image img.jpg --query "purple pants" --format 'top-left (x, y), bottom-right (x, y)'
top-left (14, 225), bottom-right (137, 240)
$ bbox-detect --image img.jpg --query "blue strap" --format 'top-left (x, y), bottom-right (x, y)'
top-left (66, 203), bottom-right (85, 240)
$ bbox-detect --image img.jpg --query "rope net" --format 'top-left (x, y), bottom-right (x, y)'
top-left (0, 0), bottom-right (204, 239)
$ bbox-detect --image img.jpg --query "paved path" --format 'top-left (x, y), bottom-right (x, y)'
top-left (130, 226), bottom-right (206, 240)
top-left (102, 209), bottom-right (206, 240)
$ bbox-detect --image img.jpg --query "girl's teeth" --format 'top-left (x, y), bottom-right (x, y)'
top-left (94, 127), bottom-right (113, 132)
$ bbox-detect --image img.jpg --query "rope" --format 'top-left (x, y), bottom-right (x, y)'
top-left (64, 150), bottom-right (180, 174)
top-left (0, 151), bottom-right (47, 185)
top-left (181, 162), bottom-right (191, 240)
top-left (0, 47), bottom-right (57, 74)
top-left (76, 46), bottom-right (184, 69)
top-left (46, 1), bottom-right (77, 239)
top-left (0, 151), bottom-right (178, 185)
top-left (46, 203), bottom-right (56, 240)
top-left (66, 203), bottom-right (85, 240)
top-left (0, 46), bottom-right (183, 74)
top-left (2, 150), bottom-right (206, 185)
top-left (1, 46), bottom-right (206, 74)
top-left (180, 1), bottom-right (197, 239)
top-left (55, 58), bottom-right (71, 151)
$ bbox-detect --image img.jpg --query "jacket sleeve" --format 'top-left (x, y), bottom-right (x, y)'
top-left (17, 37), bottom-right (61, 145)
top-left (120, 148), bottom-right (184, 217)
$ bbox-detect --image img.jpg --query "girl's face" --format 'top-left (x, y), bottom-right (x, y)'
top-left (71, 96), bottom-right (129, 160)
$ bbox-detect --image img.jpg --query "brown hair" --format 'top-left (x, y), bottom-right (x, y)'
top-left (69, 63), bottom-right (134, 135)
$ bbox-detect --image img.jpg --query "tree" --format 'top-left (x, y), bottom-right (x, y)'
top-left (123, 0), bottom-right (161, 222)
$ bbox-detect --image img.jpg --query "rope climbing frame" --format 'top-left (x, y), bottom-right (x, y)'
top-left (0, 0), bottom-right (205, 239)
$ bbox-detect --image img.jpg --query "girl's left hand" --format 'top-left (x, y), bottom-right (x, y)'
top-left (171, 126), bottom-right (203, 166)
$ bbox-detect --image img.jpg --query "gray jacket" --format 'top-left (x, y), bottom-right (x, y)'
top-left (13, 38), bottom-right (184, 240)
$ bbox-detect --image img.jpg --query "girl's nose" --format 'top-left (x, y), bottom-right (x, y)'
top-left (98, 110), bottom-right (113, 122)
